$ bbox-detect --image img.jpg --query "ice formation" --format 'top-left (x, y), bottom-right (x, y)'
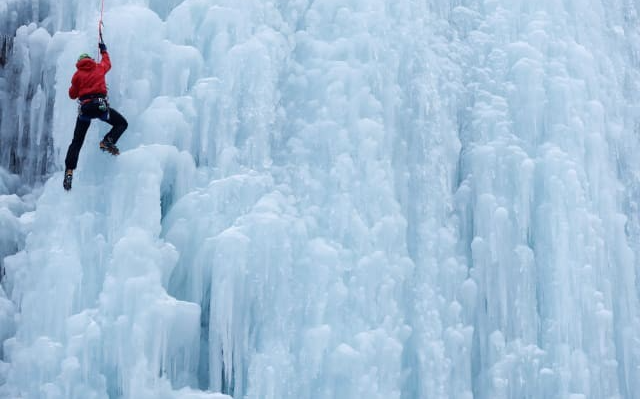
top-left (1, 0), bottom-right (640, 398)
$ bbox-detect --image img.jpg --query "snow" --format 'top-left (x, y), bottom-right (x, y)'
top-left (0, 0), bottom-right (639, 398)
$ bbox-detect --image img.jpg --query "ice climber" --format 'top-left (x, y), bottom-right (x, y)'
top-left (63, 40), bottom-right (128, 191)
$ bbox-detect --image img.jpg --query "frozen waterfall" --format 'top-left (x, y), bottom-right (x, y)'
top-left (1, 0), bottom-right (640, 398)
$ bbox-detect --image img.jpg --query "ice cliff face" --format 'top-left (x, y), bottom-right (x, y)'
top-left (1, 0), bottom-right (640, 398)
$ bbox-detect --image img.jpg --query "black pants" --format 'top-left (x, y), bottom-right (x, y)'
top-left (64, 102), bottom-right (128, 170)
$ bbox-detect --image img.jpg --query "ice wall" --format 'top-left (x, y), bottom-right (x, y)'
top-left (0, 23), bottom-right (56, 183)
top-left (1, 0), bottom-right (640, 398)
top-left (452, 2), bottom-right (640, 398)
top-left (0, 0), bottom-right (51, 36)
top-left (0, 0), bottom-right (56, 182)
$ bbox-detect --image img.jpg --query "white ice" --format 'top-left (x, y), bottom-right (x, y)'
top-left (0, 0), bottom-right (640, 398)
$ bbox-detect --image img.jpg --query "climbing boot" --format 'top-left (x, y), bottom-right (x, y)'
top-left (63, 170), bottom-right (73, 191)
top-left (100, 137), bottom-right (120, 155)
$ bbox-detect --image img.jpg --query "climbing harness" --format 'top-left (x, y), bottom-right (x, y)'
top-left (78, 94), bottom-right (110, 122)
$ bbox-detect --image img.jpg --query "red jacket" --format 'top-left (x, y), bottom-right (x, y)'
top-left (68, 51), bottom-right (111, 100)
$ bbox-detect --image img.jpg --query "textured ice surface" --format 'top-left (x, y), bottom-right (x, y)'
top-left (1, 0), bottom-right (640, 398)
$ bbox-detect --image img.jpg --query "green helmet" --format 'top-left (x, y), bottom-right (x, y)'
top-left (77, 53), bottom-right (92, 61)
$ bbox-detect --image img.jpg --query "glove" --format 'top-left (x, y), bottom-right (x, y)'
top-left (99, 42), bottom-right (107, 52)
